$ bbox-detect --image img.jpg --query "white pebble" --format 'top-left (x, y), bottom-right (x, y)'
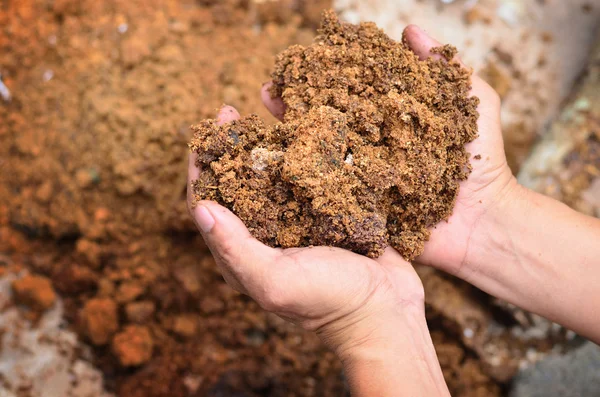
top-left (118, 23), bottom-right (128, 34)
top-left (43, 70), bottom-right (54, 82)
top-left (344, 153), bottom-right (353, 165)
top-left (0, 75), bottom-right (11, 102)
top-left (463, 328), bottom-right (474, 339)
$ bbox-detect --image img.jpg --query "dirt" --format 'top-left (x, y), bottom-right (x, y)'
top-left (11, 274), bottom-right (57, 313)
top-left (0, 271), bottom-right (114, 397)
top-left (0, 1), bottom-right (568, 396)
top-left (112, 325), bottom-right (154, 367)
top-left (80, 298), bottom-right (120, 346)
top-left (190, 11), bottom-right (478, 260)
top-left (0, 0), bottom-right (316, 241)
top-left (518, 31), bottom-right (600, 217)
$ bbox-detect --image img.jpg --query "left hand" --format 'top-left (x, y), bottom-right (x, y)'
top-left (187, 106), bottom-right (426, 359)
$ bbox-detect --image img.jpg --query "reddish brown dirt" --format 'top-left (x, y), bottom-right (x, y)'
top-left (112, 325), bottom-right (155, 367)
top-left (11, 274), bottom-right (56, 312)
top-left (80, 298), bottom-right (120, 346)
top-left (0, 1), bottom-right (559, 396)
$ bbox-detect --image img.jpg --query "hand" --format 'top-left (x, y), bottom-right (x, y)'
top-left (401, 27), bottom-right (520, 278)
top-left (261, 26), bottom-right (518, 280)
top-left (188, 107), bottom-right (449, 396)
top-left (188, 106), bottom-right (424, 353)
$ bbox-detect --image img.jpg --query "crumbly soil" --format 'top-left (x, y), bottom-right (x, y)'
top-left (190, 11), bottom-right (478, 259)
top-left (0, 1), bottom-right (565, 397)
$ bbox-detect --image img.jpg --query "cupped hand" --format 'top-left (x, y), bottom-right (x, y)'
top-left (188, 106), bottom-right (426, 357)
top-left (261, 25), bottom-right (518, 281)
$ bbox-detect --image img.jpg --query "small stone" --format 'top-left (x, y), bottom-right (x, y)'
top-left (75, 168), bottom-right (99, 189)
top-left (112, 325), bottom-right (154, 367)
top-left (174, 265), bottom-right (201, 294)
top-left (75, 239), bottom-right (101, 268)
top-left (172, 315), bottom-right (197, 338)
top-left (115, 281), bottom-right (145, 303)
top-left (94, 207), bottom-right (110, 222)
top-left (125, 301), bottom-right (155, 323)
top-left (199, 296), bottom-right (225, 314)
top-left (80, 298), bottom-right (119, 345)
top-left (11, 274), bottom-right (56, 312)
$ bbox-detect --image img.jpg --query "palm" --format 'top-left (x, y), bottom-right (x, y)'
top-left (188, 197), bottom-right (423, 342)
top-left (267, 246), bottom-right (423, 332)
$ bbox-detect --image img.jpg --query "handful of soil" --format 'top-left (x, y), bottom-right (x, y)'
top-left (189, 11), bottom-right (478, 260)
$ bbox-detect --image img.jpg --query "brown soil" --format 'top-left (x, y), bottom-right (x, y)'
top-left (80, 298), bottom-right (120, 346)
top-left (0, 1), bottom-right (563, 396)
top-left (112, 325), bottom-right (155, 367)
top-left (190, 11), bottom-right (478, 260)
top-left (11, 274), bottom-right (56, 312)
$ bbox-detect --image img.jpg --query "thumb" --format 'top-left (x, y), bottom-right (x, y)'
top-left (192, 200), bottom-right (279, 296)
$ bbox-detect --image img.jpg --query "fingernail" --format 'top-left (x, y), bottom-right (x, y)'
top-left (195, 205), bottom-right (215, 233)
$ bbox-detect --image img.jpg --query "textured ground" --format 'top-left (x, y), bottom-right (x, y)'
top-left (0, 0), bottom-right (593, 396)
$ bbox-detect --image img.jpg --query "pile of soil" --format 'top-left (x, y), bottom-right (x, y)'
top-left (0, 1), bottom-right (564, 397)
top-left (190, 11), bottom-right (478, 260)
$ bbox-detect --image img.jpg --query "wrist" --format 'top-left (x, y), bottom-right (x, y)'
top-left (333, 304), bottom-right (449, 396)
top-left (459, 177), bottom-right (526, 279)
top-left (332, 303), bottom-right (426, 363)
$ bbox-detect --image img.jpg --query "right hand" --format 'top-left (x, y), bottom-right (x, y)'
top-left (262, 25), bottom-right (519, 281)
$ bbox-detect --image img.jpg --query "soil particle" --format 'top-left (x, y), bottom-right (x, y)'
top-left (125, 301), bottom-right (156, 324)
top-left (191, 11), bottom-right (478, 260)
top-left (172, 315), bottom-right (198, 338)
top-left (11, 274), bottom-right (56, 312)
top-left (115, 281), bottom-right (145, 303)
top-left (112, 325), bottom-right (154, 367)
top-left (81, 297), bottom-right (119, 346)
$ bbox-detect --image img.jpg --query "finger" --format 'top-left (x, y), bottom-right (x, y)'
top-left (192, 200), bottom-right (280, 297)
top-left (187, 105), bottom-right (241, 208)
top-left (402, 25), bottom-right (500, 123)
top-left (216, 104), bottom-right (240, 124)
top-left (261, 82), bottom-right (286, 121)
top-left (374, 246), bottom-right (412, 269)
top-left (402, 24), bottom-right (465, 67)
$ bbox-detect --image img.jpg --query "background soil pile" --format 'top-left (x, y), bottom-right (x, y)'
top-left (0, 1), bottom-right (570, 396)
top-left (191, 12), bottom-right (478, 259)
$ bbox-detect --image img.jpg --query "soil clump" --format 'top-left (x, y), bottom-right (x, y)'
top-left (190, 11), bottom-right (479, 259)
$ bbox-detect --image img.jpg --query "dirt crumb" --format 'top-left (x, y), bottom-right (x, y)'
top-left (126, 301), bottom-right (156, 324)
top-left (172, 315), bottom-right (198, 338)
top-left (431, 44), bottom-right (459, 61)
top-left (11, 274), bottom-right (56, 312)
top-left (190, 11), bottom-right (478, 260)
top-left (81, 298), bottom-right (119, 345)
top-left (112, 325), bottom-right (154, 367)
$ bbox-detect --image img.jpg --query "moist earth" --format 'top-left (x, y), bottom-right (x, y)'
top-left (190, 11), bottom-right (479, 260)
top-left (0, 1), bottom-right (560, 396)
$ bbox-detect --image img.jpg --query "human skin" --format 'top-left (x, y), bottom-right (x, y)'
top-left (401, 26), bottom-right (600, 344)
top-left (188, 105), bottom-right (450, 396)
top-left (189, 25), bottom-right (600, 396)
top-left (265, 25), bottom-right (600, 344)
